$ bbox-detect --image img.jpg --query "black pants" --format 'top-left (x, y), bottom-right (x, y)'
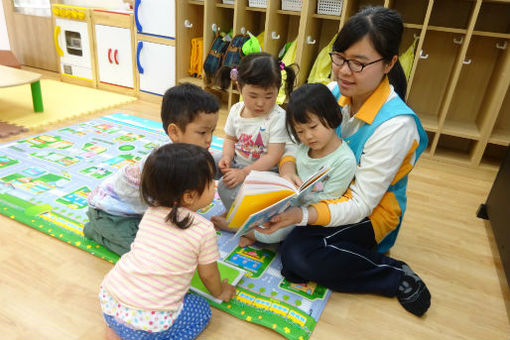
top-left (280, 219), bottom-right (404, 297)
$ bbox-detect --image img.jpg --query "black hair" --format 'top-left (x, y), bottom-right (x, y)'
top-left (140, 143), bottom-right (216, 229)
top-left (161, 83), bottom-right (220, 135)
top-left (216, 52), bottom-right (298, 98)
top-left (286, 83), bottom-right (342, 143)
top-left (333, 6), bottom-right (407, 100)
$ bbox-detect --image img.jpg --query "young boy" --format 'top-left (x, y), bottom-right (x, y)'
top-left (84, 83), bottom-right (220, 255)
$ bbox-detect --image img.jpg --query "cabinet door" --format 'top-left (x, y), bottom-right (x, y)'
top-left (135, 0), bottom-right (175, 38)
top-left (95, 25), bottom-right (134, 88)
top-left (137, 40), bottom-right (175, 96)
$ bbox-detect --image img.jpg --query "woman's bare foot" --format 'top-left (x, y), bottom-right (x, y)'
top-left (211, 215), bottom-right (231, 231)
top-left (239, 234), bottom-right (256, 248)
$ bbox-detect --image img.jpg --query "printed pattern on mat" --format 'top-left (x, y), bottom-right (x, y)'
top-left (0, 113), bottom-right (330, 340)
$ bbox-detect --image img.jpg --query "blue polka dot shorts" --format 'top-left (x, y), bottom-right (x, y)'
top-left (104, 293), bottom-right (211, 340)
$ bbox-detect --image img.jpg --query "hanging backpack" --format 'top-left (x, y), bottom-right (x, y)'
top-left (222, 34), bottom-right (250, 68)
top-left (203, 34), bottom-right (230, 77)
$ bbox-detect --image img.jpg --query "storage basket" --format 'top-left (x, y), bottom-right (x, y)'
top-left (282, 0), bottom-right (302, 11)
top-left (222, 0), bottom-right (234, 4)
top-left (249, 0), bottom-right (267, 8)
top-left (317, 0), bottom-right (343, 16)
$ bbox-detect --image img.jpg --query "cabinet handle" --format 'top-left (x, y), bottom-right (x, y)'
top-left (54, 26), bottom-right (63, 57)
top-left (306, 36), bottom-right (316, 45)
top-left (419, 50), bottom-right (429, 59)
top-left (463, 59), bottom-right (472, 65)
top-left (108, 48), bottom-right (113, 64)
top-left (496, 41), bottom-right (507, 50)
top-left (136, 41), bottom-right (144, 74)
top-left (114, 50), bottom-right (119, 65)
top-left (271, 32), bottom-right (280, 40)
top-left (134, 0), bottom-right (142, 32)
top-left (184, 19), bottom-right (193, 28)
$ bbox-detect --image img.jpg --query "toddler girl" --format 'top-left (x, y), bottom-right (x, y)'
top-left (241, 83), bottom-right (357, 247)
top-left (212, 52), bottom-right (297, 230)
top-left (99, 143), bottom-right (235, 340)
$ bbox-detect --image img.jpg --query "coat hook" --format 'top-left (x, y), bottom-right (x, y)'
top-left (184, 19), bottom-right (193, 28)
top-left (463, 58), bottom-right (472, 65)
top-left (212, 23), bottom-right (220, 34)
top-left (306, 36), bottom-right (316, 45)
top-left (419, 49), bottom-right (429, 59)
top-left (453, 36), bottom-right (464, 45)
top-left (240, 27), bottom-right (246, 35)
top-left (496, 41), bottom-right (507, 50)
top-left (413, 33), bottom-right (419, 39)
top-left (271, 31), bottom-right (280, 40)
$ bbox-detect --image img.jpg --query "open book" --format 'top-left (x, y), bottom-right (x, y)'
top-left (226, 167), bottom-right (330, 238)
top-left (190, 260), bottom-right (246, 304)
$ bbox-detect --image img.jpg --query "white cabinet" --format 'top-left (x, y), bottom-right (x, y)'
top-left (136, 40), bottom-right (175, 96)
top-left (94, 24), bottom-right (134, 89)
top-left (134, 0), bottom-right (175, 38)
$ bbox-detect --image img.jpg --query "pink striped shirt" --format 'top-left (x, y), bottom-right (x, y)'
top-left (102, 206), bottom-right (219, 311)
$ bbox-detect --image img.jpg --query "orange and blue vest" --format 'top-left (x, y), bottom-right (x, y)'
top-left (331, 82), bottom-right (428, 252)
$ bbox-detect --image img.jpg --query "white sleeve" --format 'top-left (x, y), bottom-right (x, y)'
top-left (224, 103), bottom-right (241, 137)
top-left (327, 115), bottom-right (419, 226)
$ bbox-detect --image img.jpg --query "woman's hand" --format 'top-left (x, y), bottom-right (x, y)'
top-left (222, 168), bottom-right (248, 188)
top-left (256, 206), bottom-right (303, 234)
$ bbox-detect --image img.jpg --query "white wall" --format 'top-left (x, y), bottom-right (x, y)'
top-left (0, 3), bottom-right (10, 50)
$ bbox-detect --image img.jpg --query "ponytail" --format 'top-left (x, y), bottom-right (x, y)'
top-left (388, 59), bottom-right (407, 101)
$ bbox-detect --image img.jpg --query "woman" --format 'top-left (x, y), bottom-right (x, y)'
top-left (257, 7), bottom-right (431, 316)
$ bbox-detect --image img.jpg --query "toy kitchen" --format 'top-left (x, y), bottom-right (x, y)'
top-left (52, 4), bottom-right (96, 86)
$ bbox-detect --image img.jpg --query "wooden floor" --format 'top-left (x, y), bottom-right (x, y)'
top-left (1, 69), bottom-right (509, 339)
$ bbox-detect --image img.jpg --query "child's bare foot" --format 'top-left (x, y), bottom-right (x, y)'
top-left (211, 215), bottom-right (230, 231)
top-left (239, 234), bottom-right (256, 248)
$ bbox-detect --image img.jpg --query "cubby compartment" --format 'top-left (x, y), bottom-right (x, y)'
top-left (407, 31), bottom-right (462, 132)
top-left (237, 8), bottom-right (266, 37)
top-left (300, 15), bottom-right (341, 84)
top-left (474, 1), bottom-right (510, 36)
top-left (434, 134), bottom-right (476, 164)
top-left (443, 36), bottom-right (503, 139)
top-left (481, 143), bottom-right (507, 167)
top-left (388, 0), bottom-right (430, 27)
top-left (176, 2), bottom-right (205, 84)
top-left (490, 88), bottom-right (510, 146)
top-left (264, 10), bottom-right (300, 57)
top-left (428, 0), bottom-right (474, 31)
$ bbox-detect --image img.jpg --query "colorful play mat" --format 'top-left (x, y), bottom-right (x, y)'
top-left (0, 113), bottom-right (330, 340)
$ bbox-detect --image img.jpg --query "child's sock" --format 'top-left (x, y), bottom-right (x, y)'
top-left (396, 263), bottom-right (431, 317)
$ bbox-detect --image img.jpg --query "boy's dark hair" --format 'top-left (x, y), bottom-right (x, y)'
top-left (161, 83), bottom-right (220, 134)
top-left (140, 143), bottom-right (216, 229)
top-left (216, 52), bottom-right (298, 97)
top-left (286, 83), bottom-right (342, 143)
top-left (333, 6), bottom-right (407, 100)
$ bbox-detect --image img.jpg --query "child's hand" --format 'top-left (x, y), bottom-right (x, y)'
top-left (218, 279), bottom-right (236, 302)
top-left (282, 173), bottom-right (303, 188)
top-left (222, 168), bottom-right (248, 188)
top-left (218, 158), bottom-right (231, 173)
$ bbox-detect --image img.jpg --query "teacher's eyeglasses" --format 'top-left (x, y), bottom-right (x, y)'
top-left (329, 52), bottom-right (385, 73)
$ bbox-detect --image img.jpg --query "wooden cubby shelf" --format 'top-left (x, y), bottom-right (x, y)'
top-left (174, 0), bottom-right (510, 167)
